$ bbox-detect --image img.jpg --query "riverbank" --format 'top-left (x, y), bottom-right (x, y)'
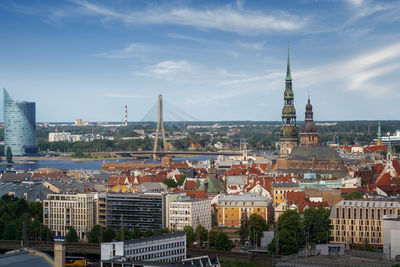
top-left (0, 160), bottom-right (36, 166)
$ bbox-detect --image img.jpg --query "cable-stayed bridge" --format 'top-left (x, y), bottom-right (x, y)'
top-left (117, 94), bottom-right (246, 158)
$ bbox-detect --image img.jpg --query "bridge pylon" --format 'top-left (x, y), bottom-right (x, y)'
top-left (153, 94), bottom-right (167, 160)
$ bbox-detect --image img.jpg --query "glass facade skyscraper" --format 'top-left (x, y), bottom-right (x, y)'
top-left (4, 89), bottom-right (38, 156)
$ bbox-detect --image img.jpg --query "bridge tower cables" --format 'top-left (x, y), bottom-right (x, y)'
top-left (153, 94), bottom-right (167, 158)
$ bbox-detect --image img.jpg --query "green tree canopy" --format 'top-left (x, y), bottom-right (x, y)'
top-left (183, 226), bottom-right (195, 247)
top-left (66, 227), bottom-right (79, 242)
top-left (195, 225), bottom-right (208, 244)
top-left (163, 179), bottom-right (178, 188)
top-left (248, 214), bottom-right (269, 246)
top-left (102, 228), bottom-right (116, 242)
top-left (89, 225), bottom-right (102, 243)
top-left (6, 147), bottom-right (13, 163)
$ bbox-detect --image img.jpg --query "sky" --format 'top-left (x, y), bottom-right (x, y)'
top-left (1, 0), bottom-right (400, 122)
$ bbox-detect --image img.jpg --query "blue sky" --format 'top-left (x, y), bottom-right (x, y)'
top-left (1, 0), bottom-right (400, 122)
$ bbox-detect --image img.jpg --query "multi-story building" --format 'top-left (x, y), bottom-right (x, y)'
top-left (272, 182), bottom-right (300, 208)
top-left (216, 194), bottom-right (272, 227)
top-left (330, 200), bottom-right (400, 246)
top-left (168, 196), bottom-right (211, 231)
top-left (101, 233), bottom-right (186, 263)
top-left (105, 193), bottom-right (165, 232)
top-left (97, 192), bottom-right (107, 228)
top-left (43, 193), bottom-right (96, 240)
top-left (3, 89), bottom-right (37, 156)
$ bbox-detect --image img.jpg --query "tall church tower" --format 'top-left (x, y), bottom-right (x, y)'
top-left (300, 97), bottom-right (319, 147)
top-left (279, 47), bottom-right (298, 156)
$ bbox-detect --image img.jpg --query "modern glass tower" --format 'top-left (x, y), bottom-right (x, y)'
top-left (3, 89), bottom-right (38, 156)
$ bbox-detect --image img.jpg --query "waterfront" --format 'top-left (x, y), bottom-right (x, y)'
top-left (0, 155), bottom-right (212, 172)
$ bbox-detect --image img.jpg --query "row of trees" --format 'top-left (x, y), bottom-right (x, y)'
top-left (184, 225), bottom-right (233, 251)
top-left (239, 213), bottom-right (270, 247)
top-left (0, 195), bottom-right (52, 241)
top-left (268, 207), bottom-right (331, 255)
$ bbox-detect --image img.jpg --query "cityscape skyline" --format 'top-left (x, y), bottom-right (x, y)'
top-left (1, 0), bottom-right (400, 122)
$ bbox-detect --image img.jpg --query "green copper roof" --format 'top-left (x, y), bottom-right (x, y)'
top-left (378, 122), bottom-right (381, 141)
top-left (197, 174), bottom-right (224, 193)
top-left (388, 135), bottom-right (392, 154)
top-left (286, 47), bottom-right (291, 81)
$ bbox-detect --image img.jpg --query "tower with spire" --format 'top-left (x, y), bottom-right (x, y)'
top-left (377, 122), bottom-right (382, 146)
top-left (300, 96), bottom-right (319, 147)
top-left (279, 46), bottom-right (298, 156)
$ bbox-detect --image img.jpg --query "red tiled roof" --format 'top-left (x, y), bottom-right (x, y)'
top-left (184, 180), bottom-right (197, 190)
top-left (364, 145), bottom-right (387, 153)
top-left (393, 160), bottom-right (400, 175)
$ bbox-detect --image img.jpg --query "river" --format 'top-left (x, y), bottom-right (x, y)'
top-left (0, 155), bottom-right (213, 172)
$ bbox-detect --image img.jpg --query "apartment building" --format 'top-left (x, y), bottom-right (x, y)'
top-left (168, 196), bottom-right (211, 231)
top-left (43, 193), bottom-right (96, 240)
top-left (216, 194), bottom-right (273, 227)
top-left (101, 233), bottom-right (186, 263)
top-left (271, 182), bottom-right (300, 208)
top-left (330, 200), bottom-right (400, 246)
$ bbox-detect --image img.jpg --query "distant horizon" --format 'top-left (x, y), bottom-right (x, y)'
top-left (1, 0), bottom-right (400, 121)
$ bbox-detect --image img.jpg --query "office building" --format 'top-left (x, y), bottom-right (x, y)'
top-left (168, 196), bottom-right (211, 231)
top-left (101, 233), bottom-right (186, 263)
top-left (43, 193), bottom-right (96, 240)
top-left (330, 200), bottom-right (400, 246)
top-left (105, 193), bottom-right (165, 232)
top-left (3, 89), bottom-right (37, 156)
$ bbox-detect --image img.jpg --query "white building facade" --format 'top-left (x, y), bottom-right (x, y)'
top-left (169, 196), bottom-right (212, 231)
top-left (101, 233), bottom-right (186, 264)
top-left (43, 193), bottom-right (96, 240)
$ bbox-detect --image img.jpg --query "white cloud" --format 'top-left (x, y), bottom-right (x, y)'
top-left (237, 41), bottom-right (267, 50)
top-left (94, 43), bottom-right (152, 59)
top-left (70, 0), bottom-right (307, 35)
top-left (134, 60), bottom-right (191, 79)
top-left (296, 42), bottom-right (400, 96)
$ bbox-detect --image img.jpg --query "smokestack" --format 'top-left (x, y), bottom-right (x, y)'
top-left (125, 105), bottom-right (128, 127)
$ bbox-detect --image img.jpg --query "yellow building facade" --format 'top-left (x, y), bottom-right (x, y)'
top-left (330, 200), bottom-right (400, 246)
top-left (272, 182), bottom-right (300, 208)
top-left (216, 194), bottom-right (272, 227)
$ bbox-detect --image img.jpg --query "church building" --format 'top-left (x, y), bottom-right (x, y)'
top-left (279, 48), bottom-right (298, 156)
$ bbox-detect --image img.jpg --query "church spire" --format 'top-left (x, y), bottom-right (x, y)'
top-left (387, 134), bottom-right (392, 155)
top-left (377, 122), bottom-right (382, 145)
top-left (286, 44), bottom-right (292, 81)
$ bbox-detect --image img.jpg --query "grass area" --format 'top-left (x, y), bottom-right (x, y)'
top-left (219, 257), bottom-right (272, 267)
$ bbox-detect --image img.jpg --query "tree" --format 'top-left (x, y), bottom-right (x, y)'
top-left (343, 191), bottom-right (364, 200)
top-left (66, 227), bottom-right (79, 242)
top-left (102, 228), bottom-right (116, 242)
top-left (195, 225), bottom-right (208, 244)
top-left (177, 174), bottom-right (187, 186)
top-left (183, 226), bottom-right (195, 247)
top-left (303, 207), bottom-right (331, 244)
top-left (132, 228), bottom-right (142, 238)
top-left (239, 210), bottom-right (248, 245)
top-left (163, 179), bottom-right (177, 188)
top-left (2, 222), bottom-right (18, 240)
top-left (213, 232), bottom-right (233, 251)
top-left (143, 229), bottom-right (155, 237)
top-left (6, 147), bottom-right (13, 163)
top-left (248, 214), bottom-right (269, 246)
top-left (89, 225), bottom-right (102, 243)
top-left (116, 227), bottom-right (132, 241)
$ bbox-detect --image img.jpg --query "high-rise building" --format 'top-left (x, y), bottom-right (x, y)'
top-left (279, 48), bottom-right (298, 156)
top-left (3, 89), bottom-right (37, 156)
top-left (300, 97), bottom-right (319, 147)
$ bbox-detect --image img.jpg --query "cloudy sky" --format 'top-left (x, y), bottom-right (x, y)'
top-left (1, 0), bottom-right (400, 122)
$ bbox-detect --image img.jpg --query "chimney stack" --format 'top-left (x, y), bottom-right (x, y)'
top-left (54, 242), bottom-right (65, 267)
